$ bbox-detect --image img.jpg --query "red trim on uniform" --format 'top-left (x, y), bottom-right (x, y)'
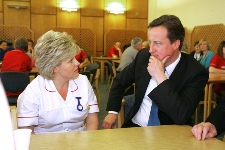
top-left (88, 104), bottom-right (98, 106)
top-left (17, 116), bottom-right (38, 118)
top-left (71, 81), bottom-right (78, 92)
top-left (45, 86), bottom-right (56, 92)
top-left (45, 80), bottom-right (78, 92)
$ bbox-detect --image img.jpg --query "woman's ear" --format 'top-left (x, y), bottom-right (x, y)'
top-left (53, 66), bottom-right (58, 73)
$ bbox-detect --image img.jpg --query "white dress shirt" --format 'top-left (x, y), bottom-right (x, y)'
top-left (132, 52), bottom-right (181, 126)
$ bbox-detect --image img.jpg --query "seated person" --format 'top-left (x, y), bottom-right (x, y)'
top-left (142, 41), bottom-right (150, 49)
top-left (17, 30), bottom-right (99, 134)
top-left (107, 42), bottom-right (122, 58)
top-left (26, 39), bottom-right (35, 59)
top-left (199, 39), bottom-right (214, 68)
top-left (122, 43), bottom-right (131, 52)
top-left (102, 15), bottom-right (208, 129)
top-left (1, 38), bottom-right (32, 73)
top-left (0, 40), bottom-right (8, 61)
top-left (181, 41), bottom-right (188, 53)
top-left (75, 48), bottom-right (90, 72)
top-left (191, 100), bottom-right (225, 140)
top-left (190, 41), bottom-right (203, 62)
top-left (209, 41), bottom-right (225, 100)
top-left (117, 37), bottom-right (143, 72)
top-left (6, 40), bottom-right (14, 51)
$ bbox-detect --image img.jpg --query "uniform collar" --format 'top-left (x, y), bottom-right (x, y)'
top-left (45, 79), bottom-right (78, 92)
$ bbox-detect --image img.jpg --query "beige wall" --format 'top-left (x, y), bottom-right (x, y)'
top-left (148, 0), bottom-right (225, 31)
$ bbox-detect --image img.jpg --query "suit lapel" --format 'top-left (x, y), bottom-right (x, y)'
top-left (169, 53), bottom-right (185, 86)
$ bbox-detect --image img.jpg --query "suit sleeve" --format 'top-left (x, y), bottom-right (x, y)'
top-left (149, 56), bottom-right (209, 125)
top-left (206, 100), bottom-right (225, 135)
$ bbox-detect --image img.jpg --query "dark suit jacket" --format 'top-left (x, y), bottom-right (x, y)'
top-left (106, 49), bottom-right (209, 127)
top-left (206, 100), bottom-right (225, 135)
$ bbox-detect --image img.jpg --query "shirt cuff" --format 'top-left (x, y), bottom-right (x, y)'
top-left (108, 111), bottom-right (118, 114)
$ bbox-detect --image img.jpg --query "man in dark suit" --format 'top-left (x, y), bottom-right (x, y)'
top-left (191, 100), bottom-right (225, 140)
top-left (102, 15), bottom-right (209, 129)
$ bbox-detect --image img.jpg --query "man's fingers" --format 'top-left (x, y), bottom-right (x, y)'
top-left (162, 55), bottom-right (170, 64)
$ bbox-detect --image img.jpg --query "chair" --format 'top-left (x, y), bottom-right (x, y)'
top-left (10, 106), bottom-right (18, 130)
top-left (84, 63), bottom-right (99, 84)
top-left (117, 94), bottom-right (135, 128)
top-left (107, 59), bottom-right (117, 90)
top-left (93, 69), bottom-right (101, 108)
top-left (0, 71), bottom-right (30, 106)
top-left (195, 85), bottom-right (217, 124)
top-left (79, 71), bottom-right (93, 83)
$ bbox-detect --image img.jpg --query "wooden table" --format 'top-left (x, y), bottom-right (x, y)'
top-left (206, 73), bottom-right (225, 118)
top-left (30, 67), bottom-right (38, 73)
top-left (30, 125), bottom-right (224, 150)
top-left (92, 57), bottom-right (120, 83)
top-left (112, 59), bottom-right (120, 64)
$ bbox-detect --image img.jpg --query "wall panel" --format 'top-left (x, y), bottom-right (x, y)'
top-left (31, 0), bottom-right (56, 15)
top-left (127, 0), bottom-right (148, 19)
top-left (31, 14), bottom-right (56, 42)
top-left (3, 1), bottom-right (30, 27)
top-left (104, 12), bottom-right (126, 33)
top-left (0, 0), bottom-right (2, 12)
top-left (126, 18), bottom-right (148, 36)
top-left (81, 0), bottom-right (104, 17)
top-left (81, 16), bottom-right (103, 56)
top-left (0, 13), bottom-right (3, 25)
top-left (56, 7), bottom-right (80, 28)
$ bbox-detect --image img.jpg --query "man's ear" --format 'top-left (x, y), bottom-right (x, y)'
top-left (173, 40), bottom-right (180, 50)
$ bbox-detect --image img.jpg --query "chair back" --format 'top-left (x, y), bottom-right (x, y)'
top-left (0, 71), bottom-right (30, 93)
top-left (0, 71), bottom-right (30, 106)
top-left (79, 71), bottom-right (93, 82)
top-left (107, 59), bottom-right (116, 78)
top-left (85, 63), bottom-right (99, 84)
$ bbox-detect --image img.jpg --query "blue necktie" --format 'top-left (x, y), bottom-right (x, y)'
top-left (147, 68), bottom-right (166, 126)
top-left (147, 101), bottom-right (160, 126)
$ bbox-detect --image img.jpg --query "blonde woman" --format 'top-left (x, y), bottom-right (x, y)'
top-left (199, 39), bottom-right (214, 68)
top-left (17, 30), bottom-right (99, 134)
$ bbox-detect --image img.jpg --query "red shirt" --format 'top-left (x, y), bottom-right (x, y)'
top-left (1, 48), bottom-right (32, 73)
top-left (1, 48), bottom-right (32, 96)
top-left (75, 50), bottom-right (88, 72)
top-left (107, 46), bottom-right (119, 58)
top-left (210, 54), bottom-right (225, 95)
top-left (75, 50), bottom-right (87, 63)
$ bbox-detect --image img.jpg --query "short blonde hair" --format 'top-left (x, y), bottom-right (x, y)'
top-left (142, 41), bottom-right (150, 48)
top-left (198, 39), bottom-right (212, 51)
top-left (34, 30), bottom-right (79, 79)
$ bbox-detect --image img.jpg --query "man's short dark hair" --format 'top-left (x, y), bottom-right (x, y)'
top-left (148, 15), bottom-right (185, 50)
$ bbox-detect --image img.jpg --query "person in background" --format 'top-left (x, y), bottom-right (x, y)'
top-left (75, 48), bottom-right (90, 72)
top-left (17, 30), bottom-right (99, 134)
top-left (116, 37), bottom-right (143, 72)
top-left (0, 40), bottom-right (8, 61)
top-left (209, 41), bottom-right (225, 101)
top-left (190, 41), bottom-right (203, 62)
top-left (1, 37), bottom-right (32, 73)
top-left (122, 43), bottom-right (131, 53)
top-left (107, 42), bottom-right (122, 58)
top-left (26, 39), bottom-right (34, 58)
top-left (6, 39), bottom-right (14, 51)
top-left (181, 41), bottom-right (188, 53)
top-left (102, 15), bottom-right (208, 129)
top-left (199, 39), bottom-right (214, 68)
top-left (191, 100), bottom-right (225, 140)
top-left (1, 38), bottom-right (32, 97)
top-left (142, 41), bottom-right (150, 49)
